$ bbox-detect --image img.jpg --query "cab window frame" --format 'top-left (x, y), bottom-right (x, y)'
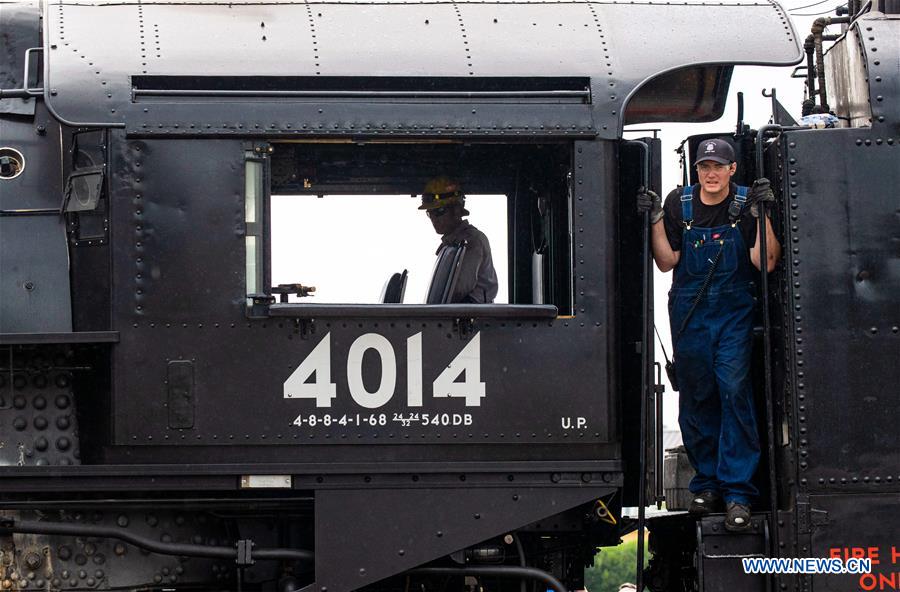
top-left (244, 141), bottom-right (575, 319)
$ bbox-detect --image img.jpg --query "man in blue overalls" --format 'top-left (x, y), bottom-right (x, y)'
top-left (637, 138), bottom-right (781, 531)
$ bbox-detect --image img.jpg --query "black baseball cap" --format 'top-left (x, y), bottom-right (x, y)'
top-left (694, 138), bottom-right (735, 165)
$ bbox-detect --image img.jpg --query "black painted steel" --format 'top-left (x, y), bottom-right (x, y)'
top-left (0, 216), bottom-right (72, 333)
top-left (0, 331), bottom-right (119, 345)
top-left (696, 514), bottom-right (770, 591)
top-left (0, 518), bottom-right (314, 563)
top-left (0, 4), bottom-right (896, 591)
top-left (409, 566), bottom-right (567, 592)
top-left (756, 124), bottom-right (781, 563)
top-left (624, 139), bottom-right (652, 592)
top-left (780, 128), bottom-right (900, 490)
top-left (308, 486), bottom-right (609, 592)
top-left (270, 304), bottom-right (558, 319)
top-left (807, 494), bottom-right (899, 591)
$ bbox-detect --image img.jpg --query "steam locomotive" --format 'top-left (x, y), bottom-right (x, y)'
top-left (1, 1), bottom-right (897, 591)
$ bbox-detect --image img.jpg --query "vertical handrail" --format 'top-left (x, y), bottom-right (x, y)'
top-left (624, 140), bottom-right (651, 592)
top-left (654, 362), bottom-right (664, 508)
top-left (754, 124), bottom-right (781, 564)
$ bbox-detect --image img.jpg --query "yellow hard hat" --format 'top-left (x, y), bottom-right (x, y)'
top-left (419, 176), bottom-right (465, 211)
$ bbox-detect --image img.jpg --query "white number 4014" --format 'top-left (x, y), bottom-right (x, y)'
top-left (283, 332), bottom-right (485, 409)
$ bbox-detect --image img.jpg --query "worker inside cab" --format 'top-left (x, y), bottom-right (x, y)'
top-left (419, 177), bottom-right (498, 304)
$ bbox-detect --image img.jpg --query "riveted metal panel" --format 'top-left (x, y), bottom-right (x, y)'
top-left (0, 346), bottom-right (81, 466)
top-left (108, 135), bottom-right (247, 326)
top-left (857, 13), bottom-right (900, 130)
top-left (39, 0), bottom-right (801, 137)
top-left (781, 128), bottom-right (899, 494)
top-left (807, 494), bottom-right (899, 592)
top-left (106, 138), bottom-right (618, 457)
top-left (309, 486), bottom-right (613, 592)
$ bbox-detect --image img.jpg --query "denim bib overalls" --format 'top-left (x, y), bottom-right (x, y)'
top-left (669, 184), bottom-right (760, 504)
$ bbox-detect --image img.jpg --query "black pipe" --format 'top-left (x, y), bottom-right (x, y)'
top-left (409, 566), bottom-right (567, 592)
top-left (0, 519), bottom-right (313, 563)
top-left (754, 125), bottom-right (784, 568)
top-left (513, 535), bottom-right (528, 592)
top-left (624, 140), bottom-right (651, 592)
top-left (810, 16), bottom-right (851, 110)
top-left (803, 35), bottom-right (816, 107)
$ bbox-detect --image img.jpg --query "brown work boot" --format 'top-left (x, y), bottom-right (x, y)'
top-left (725, 502), bottom-right (752, 532)
top-left (688, 491), bottom-right (724, 515)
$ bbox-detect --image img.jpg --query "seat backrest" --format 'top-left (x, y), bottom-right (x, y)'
top-left (380, 269), bottom-right (408, 304)
top-left (425, 243), bottom-right (467, 304)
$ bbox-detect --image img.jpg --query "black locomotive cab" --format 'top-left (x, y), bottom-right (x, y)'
top-left (2, 0), bottom-right (898, 591)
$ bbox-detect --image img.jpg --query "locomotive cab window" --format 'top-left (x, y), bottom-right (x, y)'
top-left (248, 142), bottom-right (574, 316)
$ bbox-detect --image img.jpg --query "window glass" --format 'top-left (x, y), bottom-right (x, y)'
top-left (270, 194), bottom-right (508, 304)
top-left (245, 157), bottom-right (264, 300)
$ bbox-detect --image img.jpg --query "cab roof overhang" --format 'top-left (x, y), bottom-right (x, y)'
top-left (39, 0), bottom-right (803, 139)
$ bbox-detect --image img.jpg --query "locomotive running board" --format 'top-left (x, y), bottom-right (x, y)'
top-left (303, 485), bottom-right (615, 592)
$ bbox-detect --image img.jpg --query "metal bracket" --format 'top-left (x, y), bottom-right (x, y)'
top-left (810, 508), bottom-right (829, 529)
top-left (252, 142), bottom-right (273, 156)
top-left (295, 318), bottom-right (316, 340)
top-left (797, 498), bottom-right (810, 534)
top-left (272, 284), bottom-right (316, 303)
top-left (236, 539), bottom-right (255, 566)
top-left (246, 294), bottom-right (275, 319)
top-left (795, 496), bottom-right (826, 534)
top-left (454, 317), bottom-right (475, 339)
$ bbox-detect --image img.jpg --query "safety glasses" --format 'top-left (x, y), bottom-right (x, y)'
top-left (696, 162), bottom-right (732, 174)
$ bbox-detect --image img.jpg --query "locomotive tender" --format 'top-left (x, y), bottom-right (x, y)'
top-left (0, 1), bottom-right (898, 591)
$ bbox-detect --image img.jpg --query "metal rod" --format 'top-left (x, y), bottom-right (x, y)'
top-left (0, 519), bottom-right (313, 563)
top-left (132, 88), bottom-right (591, 100)
top-left (624, 140), bottom-right (651, 592)
top-left (23, 48), bottom-right (44, 96)
top-left (754, 124), bottom-right (781, 565)
top-left (0, 48), bottom-right (44, 99)
top-left (0, 208), bottom-right (61, 216)
top-left (0, 89), bottom-right (33, 99)
top-left (409, 566), bottom-right (567, 592)
top-left (654, 362), bottom-right (664, 507)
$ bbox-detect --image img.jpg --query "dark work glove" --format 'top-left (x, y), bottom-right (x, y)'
top-left (748, 177), bottom-right (775, 218)
top-left (636, 187), bottom-right (664, 224)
